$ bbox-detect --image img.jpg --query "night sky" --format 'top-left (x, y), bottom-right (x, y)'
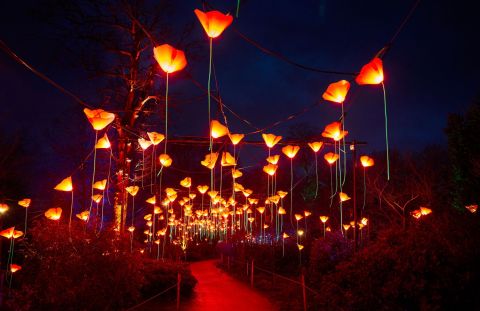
top-left (1, 0), bottom-right (479, 197)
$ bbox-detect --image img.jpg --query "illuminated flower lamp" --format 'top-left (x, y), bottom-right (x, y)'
top-left (361, 217), bottom-right (368, 226)
top-left (232, 169), bottom-right (243, 179)
top-left (322, 121), bottom-right (348, 142)
top-left (83, 108), bottom-right (115, 131)
top-left (45, 207), bottom-right (62, 221)
top-left (308, 142), bottom-right (324, 198)
top-left (93, 179), bottom-right (107, 191)
top-left (410, 207), bottom-right (432, 220)
top-left (282, 232), bottom-right (289, 256)
top-left (294, 213), bottom-right (303, 243)
top-left (304, 210), bottom-right (311, 235)
top-left (262, 133), bottom-right (282, 151)
top-left (146, 196), bottom-right (156, 205)
top-left (83, 108), bottom-right (114, 222)
top-left (138, 137), bottom-right (153, 187)
top-left (147, 132), bottom-right (166, 191)
top-left (92, 194), bottom-right (103, 204)
top-left (420, 206), bottom-right (432, 216)
top-left (262, 133), bottom-right (282, 211)
top-left (411, 209), bottom-right (422, 219)
top-left (282, 145), bottom-right (300, 223)
top-left (355, 57), bottom-right (389, 179)
top-left (319, 216), bottom-right (329, 237)
top-left (339, 192), bottom-right (351, 202)
top-left (360, 155), bottom-right (375, 211)
top-left (126, 185), bottom-right (140, 230)
top-left (18, 198), bottom-right (31, 234)
top-left (263, 163), bottom-right (278, 176)
top-left (196, 184), bottom-right (209, 213)
top-left (180, 177), bottom-right (192, 188)
top-left (0, 227), bottom-right (23, 239)
top-left (322, 80), bottom-right (350, 105)
top-left (221, 152), bottom-right (236, 167)
top-left (76, 210), bottom-right (90, 222)
top-left (147, 132), bottom-right (165, 146)
top-left (256, 206), bottom-right (266, 242)
top-left (0, 226), bottom-right (23, 272)
top-left (159, 154), bottom-right (173, 167)
top-left (229, 133), bottom-right (244, 146)
top-left (343, 224), bottom-right (351, 239)
top-left (153, 44), bottom-right (187, 153)
top-left (211, 120), bottom-right (229, 142)
top-left (465, 204), bottom-right (478, 213)
top-left (95, 133), bottom-right (111, 149)
top-left (194, 9), bottom-right (233, 130)
top-left (0, 203), bottom-right (9, 214)
top-left (324, 152), bottom-right (340, 208)
top-left (323, 80), bottom-right (350, 179)
top-left (10, 264), bottom-right (21, 273)
top-left (266, 155), bottom-right (280, 165)
top-left (323, 121), bottom-right (349, 192)
top-left (54, 176), bottom-right (74, 229)
top-left (201, 152), bottom-right (219, 170)
top-left (93, 133), bottom-right (111, 222)
top-left (276, 191), bottom-right (288, 237)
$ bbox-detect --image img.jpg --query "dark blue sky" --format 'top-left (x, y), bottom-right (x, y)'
top-left (1, 0), bottom-right (479, 179)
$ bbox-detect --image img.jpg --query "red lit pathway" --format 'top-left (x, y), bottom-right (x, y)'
top-left (179, 259), bottom-right (278, 311)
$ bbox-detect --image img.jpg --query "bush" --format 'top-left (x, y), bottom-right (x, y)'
top-left (315, 212), bottom-right (480, 310)
top-left (4, 218), bottom-right (196, 310)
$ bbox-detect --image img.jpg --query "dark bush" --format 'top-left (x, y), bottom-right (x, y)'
top-left (4, 218), bottom-right (196, 310)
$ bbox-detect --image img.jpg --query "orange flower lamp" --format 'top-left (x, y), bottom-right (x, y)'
top-left (45, 207), bottom-right (62, 221)
top-left (153, 44), bottom-right (187, 74)
top-left (322, 80), bottom-right (350, 104)
top-left (83, 108), bottom-right (115, 131)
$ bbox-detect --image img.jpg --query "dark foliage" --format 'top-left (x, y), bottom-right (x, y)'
top-left (314, 212), bottom-right (480, 310)
top-left (445, 99), bottom-right (480, 210)
top-left (4, 219), bottom-right (196, 310)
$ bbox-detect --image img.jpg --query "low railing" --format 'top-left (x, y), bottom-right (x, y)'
top-left (126, 272), bottom-right (181, 310)
top-left (219, 253), bottom-right (320, 311)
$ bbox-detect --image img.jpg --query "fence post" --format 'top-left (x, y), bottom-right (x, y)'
top-left (250, 259), bottom-right (254, 288)
top-left (176, 272), bottom-right (181, 311)
top-left (301, 269), bottom-right (307, 311)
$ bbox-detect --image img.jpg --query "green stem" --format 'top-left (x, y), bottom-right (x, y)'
top-left (315, 152), bottom-right (318, 198)
top-left (88, 131), bottom-right (98, 223)
top-left (208, 38), bottom-right (213, 151)
top-left (165, 73), bottom-right (169, 154)
top-left (382, 82), bottom-right (390, 180)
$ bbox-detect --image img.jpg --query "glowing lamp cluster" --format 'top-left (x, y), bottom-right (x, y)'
top-left (0, 227), bottom-right (23, 239)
